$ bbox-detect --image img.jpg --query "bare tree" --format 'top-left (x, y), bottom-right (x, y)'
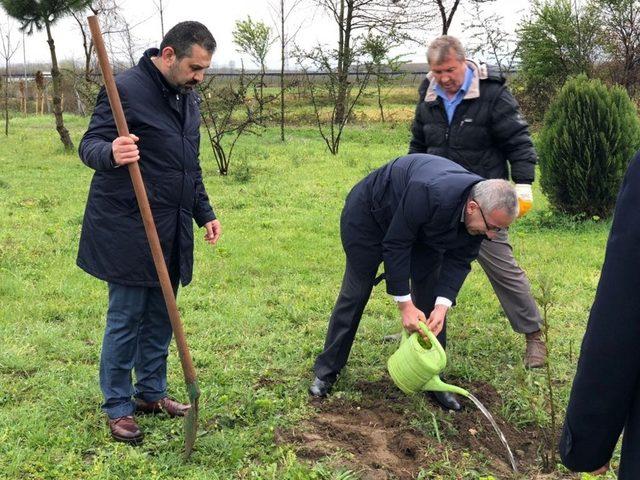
top-left (437, 0), bottom-right (463, 34)
top-left (198, 68), bottom-right (268, 175)
top-left (232, 16), bottom-right (276, 115)
top-left (408, 0), bottom-right (495, 35)
top-left (153, 0), bottom-right (166, 38)
top-left (101, 12), bottom-right (148, 70)
top-left (362, 30), bottom-right (407, 122)
top-left (70, 2), bottom-right (128, 115)
top-left (118, 18), bottom-right (141, 67)
top-left (596, 0), bottom-right (640, 95)
top-left (314, 0), bottom-right (423, 125)
top-left (0, 16), bottom-right (20, 135)
top-left (463, 1), bottom-right (519, 74)
top-left (268, 0), bottom-right (304, 142)
top-left (71, 0), bottom-right (121, 81)
top-left (297, 45), bottom-right (371, 154)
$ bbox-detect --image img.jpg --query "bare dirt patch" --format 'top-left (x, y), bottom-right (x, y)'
top-left (277, 377), bottom-right (572, 479)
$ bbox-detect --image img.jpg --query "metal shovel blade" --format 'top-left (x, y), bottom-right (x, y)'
top-left (184, 380), bottom-right (200, 458)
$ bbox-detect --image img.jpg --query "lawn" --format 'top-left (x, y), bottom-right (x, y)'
top-left (0, 114), bottom-right (617, 479)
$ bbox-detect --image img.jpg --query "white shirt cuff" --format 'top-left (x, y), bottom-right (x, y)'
top-left (392, 294), bottom-right (413, 303)
top-left (435, 296), bottom-right (452, 308)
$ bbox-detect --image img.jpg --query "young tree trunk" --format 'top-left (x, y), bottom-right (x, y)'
top-left (4, 59), bottom-right (9, 136)
top-left (377, 77), bottom-right (384, 122)
top-left (259, 65), bottom-right (265, 116)
top-left (437, 0), bottom-right (461, 34)
top-left (19, 81), bottom-right (26, 114)
top-left (279, 0), bottom-right (285, 142)
top-left (45, 22), bottom-right (74, 151)
top-left (334, 0), bottom-right (351, 125)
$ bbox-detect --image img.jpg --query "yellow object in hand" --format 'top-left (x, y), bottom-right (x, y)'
top-left (518, 197), bottom-right (533, 217)
top-left (515, 184), bottom-right (533, 218)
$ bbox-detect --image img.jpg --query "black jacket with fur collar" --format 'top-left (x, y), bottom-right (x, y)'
top-left (408, 60), bottom-right (537, 184)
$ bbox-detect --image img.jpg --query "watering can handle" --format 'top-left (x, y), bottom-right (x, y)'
top-left (418, 322), bottom-right (434, 349)
top-left (402, 322), bottom-right (435, 349)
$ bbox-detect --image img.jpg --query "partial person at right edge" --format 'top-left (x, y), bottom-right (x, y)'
top-left (408, 35), bottom-right (546, 376)
top-left (559, 151), bottom-right (640, 479)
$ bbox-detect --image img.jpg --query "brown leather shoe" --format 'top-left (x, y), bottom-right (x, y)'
top-left (525, 330), bottom-right (547, 368)
top-left (135, 397), bottom-right (191, 417)
top-left (108, 416), bottom-right (143, 445)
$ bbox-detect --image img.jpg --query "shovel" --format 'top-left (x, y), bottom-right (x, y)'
top-left (87, 15), bottom-right (200, 458)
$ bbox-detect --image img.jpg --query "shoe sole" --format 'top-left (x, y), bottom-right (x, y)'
top-left (135, 407), bottom-right (187, 418)
top-left (524, 362), bottom-right (546, 369)
top-left (111, 432), bottom-right (144, 445)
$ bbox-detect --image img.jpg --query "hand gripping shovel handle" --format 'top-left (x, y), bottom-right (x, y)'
top-left (87, 16), bottom-right (199, 457)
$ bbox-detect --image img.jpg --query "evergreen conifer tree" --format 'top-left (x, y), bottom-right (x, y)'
top-left (0, 0), bottom-right (92, 151)
top-left (538, 74), bottom-right (640, 217)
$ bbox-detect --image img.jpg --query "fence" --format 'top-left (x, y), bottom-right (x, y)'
top-left (0, 70), bottom-right (429, 116)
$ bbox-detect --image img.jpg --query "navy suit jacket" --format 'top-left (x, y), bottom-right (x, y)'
top-left (560, 151), bottom-right (640, 479)
top-left (341, 154), bottom-right (484, 301)
top-left (77, 48), bottom-right (215, 287)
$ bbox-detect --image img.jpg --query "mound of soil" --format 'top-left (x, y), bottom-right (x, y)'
top-left (277, 377), bottom-right (568, 479)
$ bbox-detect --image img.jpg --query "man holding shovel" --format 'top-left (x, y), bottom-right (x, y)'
top-left (77, 21), bottom-right (220, 445)
top-left (310, 154), bottom-right (519, 410)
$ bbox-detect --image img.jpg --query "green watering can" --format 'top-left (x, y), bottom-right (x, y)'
top-left (387, 323), bottom-right (469, 397)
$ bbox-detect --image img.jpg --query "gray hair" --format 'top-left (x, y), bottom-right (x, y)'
top-left (471, 179), bottom-right (519, 220)
top-left (427, 35), bottom-right (466, 65)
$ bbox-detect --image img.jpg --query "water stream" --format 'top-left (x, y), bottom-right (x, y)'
top-left (465, 392), bottom-right (518, 473)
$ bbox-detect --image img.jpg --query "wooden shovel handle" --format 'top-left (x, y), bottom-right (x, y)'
top-left (88, 16), bottom-right (197, 384)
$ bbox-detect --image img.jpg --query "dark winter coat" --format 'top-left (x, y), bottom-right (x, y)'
top-left (341, 154), bottom-right (484, 300)
top-left (408, 61), bottom-right (537, 184)
top-left (77, 48), bottom-right (216, 287)
top-left (559, 151), bottom-right (640, 479)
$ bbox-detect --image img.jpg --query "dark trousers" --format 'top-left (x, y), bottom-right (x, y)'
top-left (99, 282), bottom-right (177, 419)
top-left (313, 257), bottom-right (443, 383)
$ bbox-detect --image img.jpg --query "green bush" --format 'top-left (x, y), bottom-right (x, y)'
top-left (538, 74), bottom-right (640, 217)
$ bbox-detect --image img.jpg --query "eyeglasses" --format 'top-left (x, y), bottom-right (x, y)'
top-left (474, 200), bottom-right (505, 234)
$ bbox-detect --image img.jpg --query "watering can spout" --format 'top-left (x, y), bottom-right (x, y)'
top-left (422, 375), bottom-right (469, 397)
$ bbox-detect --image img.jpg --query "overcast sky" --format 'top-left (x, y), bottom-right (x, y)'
top-left (1, 0), bottom-right (532, 69)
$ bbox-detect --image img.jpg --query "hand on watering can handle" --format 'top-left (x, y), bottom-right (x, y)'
top-left (397, 300), bottom-right (429, 342)
top-left (426, 304), bottom-right (448, 336)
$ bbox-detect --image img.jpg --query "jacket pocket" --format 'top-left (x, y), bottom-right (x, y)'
top-left (371, 204), bottom-right (393, 232)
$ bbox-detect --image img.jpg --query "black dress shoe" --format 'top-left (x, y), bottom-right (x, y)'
top-left (430, 391), bottom-right (462, 411)
top-left (309, 377), bottom-right (333, 397)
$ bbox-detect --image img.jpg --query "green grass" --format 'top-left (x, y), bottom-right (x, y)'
top-left (0, 114), bottom-right (619, 479)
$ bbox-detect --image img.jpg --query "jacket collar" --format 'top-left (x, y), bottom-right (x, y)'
top-left (139, 48), bottom-right (180, 96)
top-left (424, 59), bottom-right (488, 103)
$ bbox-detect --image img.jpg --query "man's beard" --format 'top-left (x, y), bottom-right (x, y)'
top-left (168, 64), bottom-right (198, 93)
top-left (178, 81), bottom-right (198, 94)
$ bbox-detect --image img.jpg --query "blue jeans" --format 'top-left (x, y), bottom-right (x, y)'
top-left (99, 282), bottom-right (177, 419)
